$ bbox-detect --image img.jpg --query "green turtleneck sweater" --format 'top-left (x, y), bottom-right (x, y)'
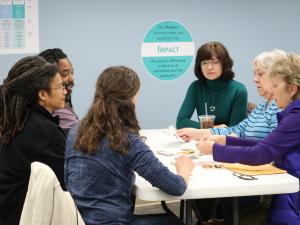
top-left (176, 77), bottom-right (248, 129)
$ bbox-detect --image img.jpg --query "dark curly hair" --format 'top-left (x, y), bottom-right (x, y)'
top-left (39, 48), bottom-right (68, 64)
top-left (194, 41), bottom-right (235, 82)
top-left (74, 66), bottom-right (140, 155)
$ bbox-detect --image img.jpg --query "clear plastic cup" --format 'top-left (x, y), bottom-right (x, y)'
top-left (199, 115), bottom-right (215, 129)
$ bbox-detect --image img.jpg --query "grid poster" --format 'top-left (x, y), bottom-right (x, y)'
top-left (0, 0), bottom-right (39, 54)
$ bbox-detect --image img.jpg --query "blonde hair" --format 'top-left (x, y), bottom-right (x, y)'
top-left (269, 53), bottom-right (300, 100)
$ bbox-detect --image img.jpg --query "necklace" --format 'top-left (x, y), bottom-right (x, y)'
top-left (210, 105), bottom-right (216, 112)
top-left (203, 78), bottom-right (227, 114)
top-left (207, 89), bottom-right (221, 113)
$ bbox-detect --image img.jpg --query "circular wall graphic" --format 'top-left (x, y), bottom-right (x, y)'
top-left (141, 20), bottom-right (194, 81)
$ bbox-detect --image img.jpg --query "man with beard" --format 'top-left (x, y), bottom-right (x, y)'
top-left (39, 48), bottom-right (79, 134)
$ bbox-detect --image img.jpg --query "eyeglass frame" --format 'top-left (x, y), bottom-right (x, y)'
top-left (50, 83), bottom-right (66, 91)
top-left (200, 59), bottom-right (221, 68)
top-left (233, 172), bottom-right (258, 181)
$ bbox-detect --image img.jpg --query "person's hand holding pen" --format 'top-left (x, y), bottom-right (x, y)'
top-left (176, 128), bottom-right (211, 142)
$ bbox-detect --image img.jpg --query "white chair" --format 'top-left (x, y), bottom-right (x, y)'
top-left (19, 162), bottom-right (85, 225)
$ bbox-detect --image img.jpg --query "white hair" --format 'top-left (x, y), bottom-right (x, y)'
top-left (253, 49), bottom-right (287, 70)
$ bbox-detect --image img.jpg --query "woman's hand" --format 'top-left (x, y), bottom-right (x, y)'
top-left (200, 134), bottom-right (226, 145)
top-left (176, 128), bottom-right (211, 142)
top-left (175, 155), bottom-right (195, 184)
top-left (196, 135), bottom-right (226, 155)
top-left (196, 140), bottom-right (215, 155)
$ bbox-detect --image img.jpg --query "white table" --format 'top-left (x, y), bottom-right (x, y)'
top-left (135, 129), bottom-right (299, 225)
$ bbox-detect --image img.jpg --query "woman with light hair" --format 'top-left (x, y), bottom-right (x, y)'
top-left (178, 49), bottom-right (286, 224)
top-left (177, 49), bottom-right (286, 141)
top-left (198, 53), bottom-right (300, 225)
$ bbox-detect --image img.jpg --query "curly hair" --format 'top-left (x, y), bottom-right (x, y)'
top-left (74, 66), bottom-right (140, 155)
top-left (39, 48), bottom-right (68, 64)
top-left (194, 41), bottom-right (234, 82)
top-left (0, 56), bottom-right (58, 143)
top-left (270, 53), bottom-right (300, 100)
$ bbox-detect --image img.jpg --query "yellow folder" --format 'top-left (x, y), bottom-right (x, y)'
top-left (221, 163), bottom-right (286, 176)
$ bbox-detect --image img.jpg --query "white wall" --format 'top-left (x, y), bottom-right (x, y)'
top-left (1, 0), bottom-right (300, 128)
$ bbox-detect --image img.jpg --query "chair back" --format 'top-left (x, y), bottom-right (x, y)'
top-left (19, 162), bottom-right (85, 225)
top-left (247, 102), bottom-right (257, 115)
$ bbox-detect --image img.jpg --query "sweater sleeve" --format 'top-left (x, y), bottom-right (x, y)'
top-left (213, 111), bottom-right (300, 165)
top-left (176, 82), bottom-right (200, 129)
top-left (210, 102), bottom-right (273, 138)
top-left (210, 116), bottom-right (249, 137)
top-left (227, 84), bottom-right (248, 126)
top-left (226, 136), bottom-right (259, 146)
top-left (127, 135), bottom-right (187, 196)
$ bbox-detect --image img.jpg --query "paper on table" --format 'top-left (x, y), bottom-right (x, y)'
top-left (222, 163), bottom-right (286, 176)
top-left (168, 125), bottom-right (185, 142)
top-left (156, 150), bottom-right (175, 156)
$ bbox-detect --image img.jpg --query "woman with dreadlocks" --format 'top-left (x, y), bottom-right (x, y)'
top-left (0, 56), bottom-right (67, 225)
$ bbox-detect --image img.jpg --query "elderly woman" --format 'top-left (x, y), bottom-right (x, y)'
top-left (198, 53), bottom-right (300, 225)
top-left (178, 50), bottom-right (286, 224)
top-left (177, 49), bottom-right (286, 141)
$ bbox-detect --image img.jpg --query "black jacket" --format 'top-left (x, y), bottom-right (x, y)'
top-left (0, 104), bottom-right (66, 225)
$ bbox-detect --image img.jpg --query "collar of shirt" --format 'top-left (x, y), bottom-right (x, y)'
top-left (277, 99), bottom-right (300, 122)
top-left (31, 104), bottom-right (60, 125)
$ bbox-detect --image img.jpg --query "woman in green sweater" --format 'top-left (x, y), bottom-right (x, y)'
top-left (176, 41), bottom-right (248, 129)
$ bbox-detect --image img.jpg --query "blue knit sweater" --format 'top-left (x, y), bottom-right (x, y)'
top-left (65, 125), bottom-right (186, 225)
top-left (210, 100), bottom-right (280, 139)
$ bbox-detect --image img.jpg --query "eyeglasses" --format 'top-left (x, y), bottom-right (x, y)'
top-left (200, 60), bottom-right (220, 68)
top-left (51, 84), bottom-right (66, 91)
top-left (233, 172), bottom-right (258, 181)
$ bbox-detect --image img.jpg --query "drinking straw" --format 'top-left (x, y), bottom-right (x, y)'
top-left (205, 102), bottom-right (208, 118)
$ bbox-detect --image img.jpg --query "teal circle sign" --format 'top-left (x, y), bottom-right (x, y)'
top-left (141, 20), bottom-right (194, 81)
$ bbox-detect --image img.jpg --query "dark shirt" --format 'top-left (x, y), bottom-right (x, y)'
top-left (0, 104), bottom-right (66, 225)
top-left (65, 125), bottom-right (187, 225)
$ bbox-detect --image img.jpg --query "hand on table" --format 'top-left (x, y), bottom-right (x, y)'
top-left (200, 134), bottom-right (226, 145)
top-left (196, 135), bottom-right (226, 155)
top-left (196, 140), bottom-right (214, 155)
top-left (175, 155), bottom-right (195, 184)
top-left (176, 128), bottom-right (211, 142)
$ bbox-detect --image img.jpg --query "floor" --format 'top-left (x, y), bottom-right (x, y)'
top-left (134, 199), bottom-right (199, 224)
